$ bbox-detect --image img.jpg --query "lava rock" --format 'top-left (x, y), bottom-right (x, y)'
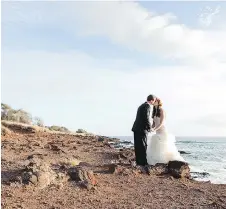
top-left (147, 163), bottom-right (168, 175)
top-left (179, 151), bottom-right (191, 154)
top-left (168, 161), bottom-right (190, 178)
top-left (97, 137), bottom-right (105, 142)
top-left (191, 172), bottom-right (210, 179)
top-left (68, 166), bottom-right (97, 187)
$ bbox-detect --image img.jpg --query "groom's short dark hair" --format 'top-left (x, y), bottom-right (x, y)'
top-left (147, 94), bottom-right (156, 101)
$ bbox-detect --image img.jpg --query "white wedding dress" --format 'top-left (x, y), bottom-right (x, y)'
top-left (147, 115), bottom-right (185, 165)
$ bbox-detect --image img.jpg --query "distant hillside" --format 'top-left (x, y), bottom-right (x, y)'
top-left (1, 103), bottom-right (88, 135)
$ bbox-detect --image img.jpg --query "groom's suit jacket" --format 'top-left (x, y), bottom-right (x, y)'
top-left (132, 102), bottom-right (152, 133)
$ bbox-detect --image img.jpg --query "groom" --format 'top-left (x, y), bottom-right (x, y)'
top-left (132, 94), bottom-right (156, 166)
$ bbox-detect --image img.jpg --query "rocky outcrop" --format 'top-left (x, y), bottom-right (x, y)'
top-left (68, 166), bottom-right (97, 190)
top-left (168, 161), bottom-right (191, 178)
top-left (21, 158), bottom-right (59, 189)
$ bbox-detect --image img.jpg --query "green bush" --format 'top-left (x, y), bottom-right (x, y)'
top-left (49, 125), bottom-right (70, 133)
top-left (1, 103), bottom-right (32, 124)
top-left (76, 129), bottom-right (87, 133)
top-left (1, 103), bottom-right (74, 134)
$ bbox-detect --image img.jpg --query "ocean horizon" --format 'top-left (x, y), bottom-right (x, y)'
top-left (112, 135), bottom-right (226, 184)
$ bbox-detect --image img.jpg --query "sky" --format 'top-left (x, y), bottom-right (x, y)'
top-left (1, 1), bottom-right (226, 136)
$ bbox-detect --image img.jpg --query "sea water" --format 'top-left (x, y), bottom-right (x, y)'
top-left (114, 136), bottom-right (226, 184)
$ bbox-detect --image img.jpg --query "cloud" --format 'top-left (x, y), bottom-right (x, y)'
top-left (190, 113), bottom-right (226, 136)
top-left (2, 50), bottom-right (226, 136)
top-left (2, 1), bottom-right (226, 65)
top-left (198, 5), bottom-right (221, 27)
top-left (195, 114), bottom-right (226, 127)
top-left (1, 1), bottom-right (226, 136)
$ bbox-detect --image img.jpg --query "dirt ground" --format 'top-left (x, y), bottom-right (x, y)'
top-left (1, 124), bottom-right (226, 209)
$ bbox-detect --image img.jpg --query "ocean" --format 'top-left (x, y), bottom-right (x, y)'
top-left (114, 136), bottom-right (226, 184)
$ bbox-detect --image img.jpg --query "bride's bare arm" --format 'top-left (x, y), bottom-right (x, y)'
top-left (154, 109), bottom-right (165, 131)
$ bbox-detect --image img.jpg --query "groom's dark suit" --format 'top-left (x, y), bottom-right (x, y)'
top-left (132, 102), bottom-right (151, 166)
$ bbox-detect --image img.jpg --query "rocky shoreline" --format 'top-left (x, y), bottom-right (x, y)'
top-left (105, 138), bottom-right (210, 180)
top-left (1, 123), bottom-right (226, 208)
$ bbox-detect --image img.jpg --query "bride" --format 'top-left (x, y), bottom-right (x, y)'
top-left (146, 99), bottom-right (185, 165)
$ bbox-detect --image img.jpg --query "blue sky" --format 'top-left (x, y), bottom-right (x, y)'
top-left (1, 1), bottom-right (226, 136)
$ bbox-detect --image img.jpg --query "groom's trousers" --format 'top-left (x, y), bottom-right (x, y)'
top-left (133, 131), bottom-right (148, 166)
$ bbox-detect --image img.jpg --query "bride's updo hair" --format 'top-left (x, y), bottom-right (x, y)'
top-left (157, 99), bottom-right (163, 107)
top-left (152, 98), bottom-right (162, 118)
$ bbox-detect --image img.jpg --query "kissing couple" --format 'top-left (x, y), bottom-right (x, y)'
top-left (132, 94), bottom-right (184, 166)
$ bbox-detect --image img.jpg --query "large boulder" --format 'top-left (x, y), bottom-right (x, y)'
top-left (22, 158), bottom-right (59, 189)
top-left (68, 166), bottom-right (97, 190)
top-left (168, 161), bottom-right (190, 178)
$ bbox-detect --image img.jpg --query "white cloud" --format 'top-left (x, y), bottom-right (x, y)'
top-left (2, 50), bottom-right (226, 136)
top-left (198, 5), bottom-right (221, 27)
top-left (1, 1), bottom-right (226, 136)
top-left (2, 1), bottom-right (226, 64)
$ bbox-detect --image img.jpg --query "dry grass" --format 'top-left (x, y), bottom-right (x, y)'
top-left (58, 158), bottom-right (81, 167)
top-left (1, 125), bottom-right (12, 136)
top-left (1, 120), bottom-right (46, 134)
top-left (1, 120), bottom-right (95, 137)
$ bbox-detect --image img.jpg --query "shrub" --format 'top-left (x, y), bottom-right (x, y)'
top-left (15, 109), bottom-right (32, 124)
top-left (33, 117), bottom-right (44, 127)
top-left (76, 129), bottom-right (87, 133)
top-left (1, 104), bottom-right (32, 124)
top-left (1, 103), bottom-right (74, 134)
top-left (49, 125), bottom-right (70, 133)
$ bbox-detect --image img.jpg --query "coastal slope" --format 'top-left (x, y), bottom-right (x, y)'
top-left (1, 121), bottom-right (226, 209)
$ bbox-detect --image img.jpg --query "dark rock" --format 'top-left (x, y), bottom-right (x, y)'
top-left (98, 137), bottom-right (105, 142)
top-left (168, 161), bottom-right (190, 178)
top-left (97, 136), bottom-right (120, 143)
top-left (78, 162), bottom-right (92, 167)
top-left (106, 137), bottom-right (120, 142)
top-left (21, 171), bottom-right (33, 184)
top-left (21, 159), bottom-right (57, 189)
top-left (113, 144), bottom-right (122, 149)
top-left (147, 163), bottom-right (168, 175)
top-left (27, 153), bottom-right (43, 160)
top-left (119, 149), bottom-right (135, 160)
top-left (79, 180), bottom-right (94, 190)
top-left (76, 129), bottom-right (87, 133)
top-left (49, 144), bottom-right (61, 151)
top-left (179, 151), bottom-right (191, 154)
top-left (107, 164), bottom-right (121, 174)
top-left (191, 172), bottom-right (210, 179)
top-left (49, 144), bottom-right (68, 154)
top-left (120, 141), bottom-right (132, 144)
top-left (104, 163), bottom-right (130, 175)
top-left (68, 166), bottom-right (97, 187)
